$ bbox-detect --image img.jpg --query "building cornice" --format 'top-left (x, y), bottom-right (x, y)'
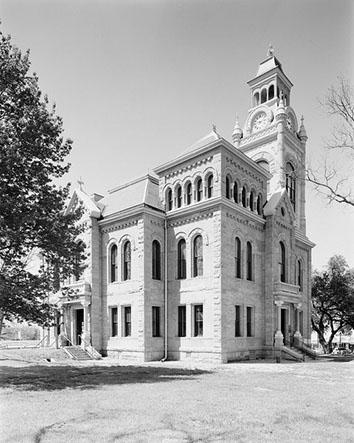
top-left (295, 229), bottom-right (316, 248)
top-left (154, 137), bottom-right (271, 180)
top-left (98, 203), bottom-right (165, 228)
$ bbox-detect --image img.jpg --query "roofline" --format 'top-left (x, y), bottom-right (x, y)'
top-left (154, 136), bottom-right (271, 180)
top-left (108, 173), bottom-right (159, 194)
top-left (247, 66), bottom-right (293, 89)
top-left (98, 203), bottom-right (165, 226)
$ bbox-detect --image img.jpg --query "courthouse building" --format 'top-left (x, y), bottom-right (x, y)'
top-left (59, 50), bottom-right (315, 362)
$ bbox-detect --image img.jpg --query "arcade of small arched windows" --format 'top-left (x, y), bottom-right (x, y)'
top-left (225, 174), bottom-right (264, 216)
top-left (165, 172), bottom-right (215, 211)
top-left (253, 84), bottom-right (288, 107)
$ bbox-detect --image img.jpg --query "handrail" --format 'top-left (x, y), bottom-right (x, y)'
top-left (60, 333), bottom-right (74, 347)
top-left (35, 335), bottom-right (49, 348)
top-left (78, 334), bottom-right (102, 359)
top-left (293, 340), bottom-right (317, 359)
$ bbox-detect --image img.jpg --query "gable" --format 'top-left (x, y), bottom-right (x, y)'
top-left (263, 188), bottom-right (295, 222)
top-left (66, 188), bottom-right (102, 219)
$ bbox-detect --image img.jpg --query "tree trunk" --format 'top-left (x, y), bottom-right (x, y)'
top-left (0, 310), bottom-right (4, 336)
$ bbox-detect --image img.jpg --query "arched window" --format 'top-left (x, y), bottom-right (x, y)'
top-left (233, 182), bottom-right (238, 203)
top-left (193, 235), bottom-right (203, 277)
top-left (167, 188), bottom-right (173, 211)
top-left (186, 182), bottom-right (192, 205)
top-left (226, 176), bottom-right (230, 199)
top-left (242, 186), bottom-right (247, 207)
top-left (177, 239), bottom-right (186, 279)
top-left (254, 92), bottom-right (260, 106)
top-left (256, 159), bottom-right (270, 172)
top-left (268, 85), bottom-right (274, 100)
top-left (152, 240), bottom-right (161, 280)
top-left (249, 191), bottom-right (255, 211)
top-left (297, 260), bottom-right (303, 291)
top-left (176, 185), bottom-right (182, 208)
top-left (256, 194), bottom-right (263, 215)
top-left (207, 174), bottom-right (213, 198)
top-left (279, 241), bottom-right (286, 283)
top-left (123, 241), bottom-right (131, 281)
top-left (196, 178), bottom-right (203, 202)
top-left (261, 88), bottom-right (267, 103)
top-left (235, 237), bottom-right (241, 278)
top-left (286, 162), bottom-right (296, 210)
top-left (246, 242), bottom-right (253, 281)
top-left (110, 244), bottom-right (117, 283)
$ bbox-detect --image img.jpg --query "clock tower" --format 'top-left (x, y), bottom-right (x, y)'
top-left (234, 46), bottom-right (308, 233)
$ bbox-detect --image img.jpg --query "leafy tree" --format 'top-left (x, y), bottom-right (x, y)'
top-left (0, 30), bottom-right (85, 334)
top-left (307, 77), bottom-right (354, 206)
top-left (311, 255), bottom-right (354, 353)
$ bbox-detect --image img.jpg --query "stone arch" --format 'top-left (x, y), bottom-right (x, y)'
top-left (246, 105), bottom-right (274, 134)
top-left (249, 187), bottom-right (257, 212)
top-left (118, 233), bottom-right (136, 251)
top-left (268, 83), bottom-right (275, 100)
top-left (253, 91), bottom-right (260, 106)
top-left (188, 227), bottom-right (209, 246)
top-left (286, 106), bottom-right (299, 132)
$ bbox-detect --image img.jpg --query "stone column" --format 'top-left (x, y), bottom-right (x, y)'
top-left (81, 302), bottom-right (90, 348)
top-left (294, 303), bottom-right (302, 346)
top-left (274, 301), bottom-right (284, 347)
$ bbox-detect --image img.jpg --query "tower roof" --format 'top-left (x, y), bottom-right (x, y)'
top-left (247, 47), bottom-right (293, 89)
top-left (256, 55), bottom-right (284, 77)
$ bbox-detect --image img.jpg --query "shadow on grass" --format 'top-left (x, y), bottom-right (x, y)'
top-left (0, 364), bottom-right (211, 391)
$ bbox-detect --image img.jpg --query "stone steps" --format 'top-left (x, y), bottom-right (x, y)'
top-left (63, 346), bottom-right (93, 360)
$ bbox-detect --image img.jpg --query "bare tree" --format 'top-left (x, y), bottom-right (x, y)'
top-left (307, 77), bottom-right (354, 206)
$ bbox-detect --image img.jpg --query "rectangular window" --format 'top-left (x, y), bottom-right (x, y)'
top-left (124, 306), bottom-right (131, 337)
top-left (111, 307), bottom-right (118, 337)
top-left (246, 306), bottom-right (254, 337)
top-left (194, 305), bottom-right (203, 337)
top-left (152, 306), bottom-right (161, 337)
top-left (235, 305), bottom-right (242, 337)
top-left (178, 305), bottom-right (186, 337)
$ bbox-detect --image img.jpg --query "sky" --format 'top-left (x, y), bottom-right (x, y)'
top-left (1, 0), bottom-right (353, 271)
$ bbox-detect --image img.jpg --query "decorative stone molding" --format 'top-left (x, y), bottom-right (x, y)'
top-left (226, 212), bottom-right (264, 232)
top-left (150, 219), bottom-right (164, 228)
top-left (167, 211), bottom-right (214, 228)
top-left (240, 123), bottom-right (277, 145)
top-left (225, 157), bottom-right (265, 186)
top-left (164, 156), bottom-right (213, 179)
top-left (101, 219), bottom-right (139, 234)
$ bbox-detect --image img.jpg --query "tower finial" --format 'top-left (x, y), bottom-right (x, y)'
top-left (267, 44), bottom-right (274, 58)
top-left (212, 123), bottom-right (217, 133)
top-left (232, 114), bottom-right (243, 146)
top-left (77, 177), bottom-right (84, 191)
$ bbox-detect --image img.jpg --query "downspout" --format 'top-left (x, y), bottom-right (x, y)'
top-left (161, 217), bottom-right (168, 361)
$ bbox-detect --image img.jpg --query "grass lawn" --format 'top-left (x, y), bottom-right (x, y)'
top-left (0, 355), bottom-right (353, 442)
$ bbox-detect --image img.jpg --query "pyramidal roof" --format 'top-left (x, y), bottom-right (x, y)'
top-left (178, 128), bottom-right (222, 158)
top-left (256, 55), bottom-right (284, 77)
top-left (101, 174), bottom-right (162, 217)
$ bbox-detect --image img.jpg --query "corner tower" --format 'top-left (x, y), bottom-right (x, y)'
top-left (235, 46), bottom-right (308, 233)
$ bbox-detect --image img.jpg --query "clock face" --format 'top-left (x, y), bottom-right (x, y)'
top-left (252, 112), bottom-right (267, 132)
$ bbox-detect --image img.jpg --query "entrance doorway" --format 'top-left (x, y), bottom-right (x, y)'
top-left (281, 308), bottom-right (287, 344)
top-left (75, 309), bottom-right (84, 345)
